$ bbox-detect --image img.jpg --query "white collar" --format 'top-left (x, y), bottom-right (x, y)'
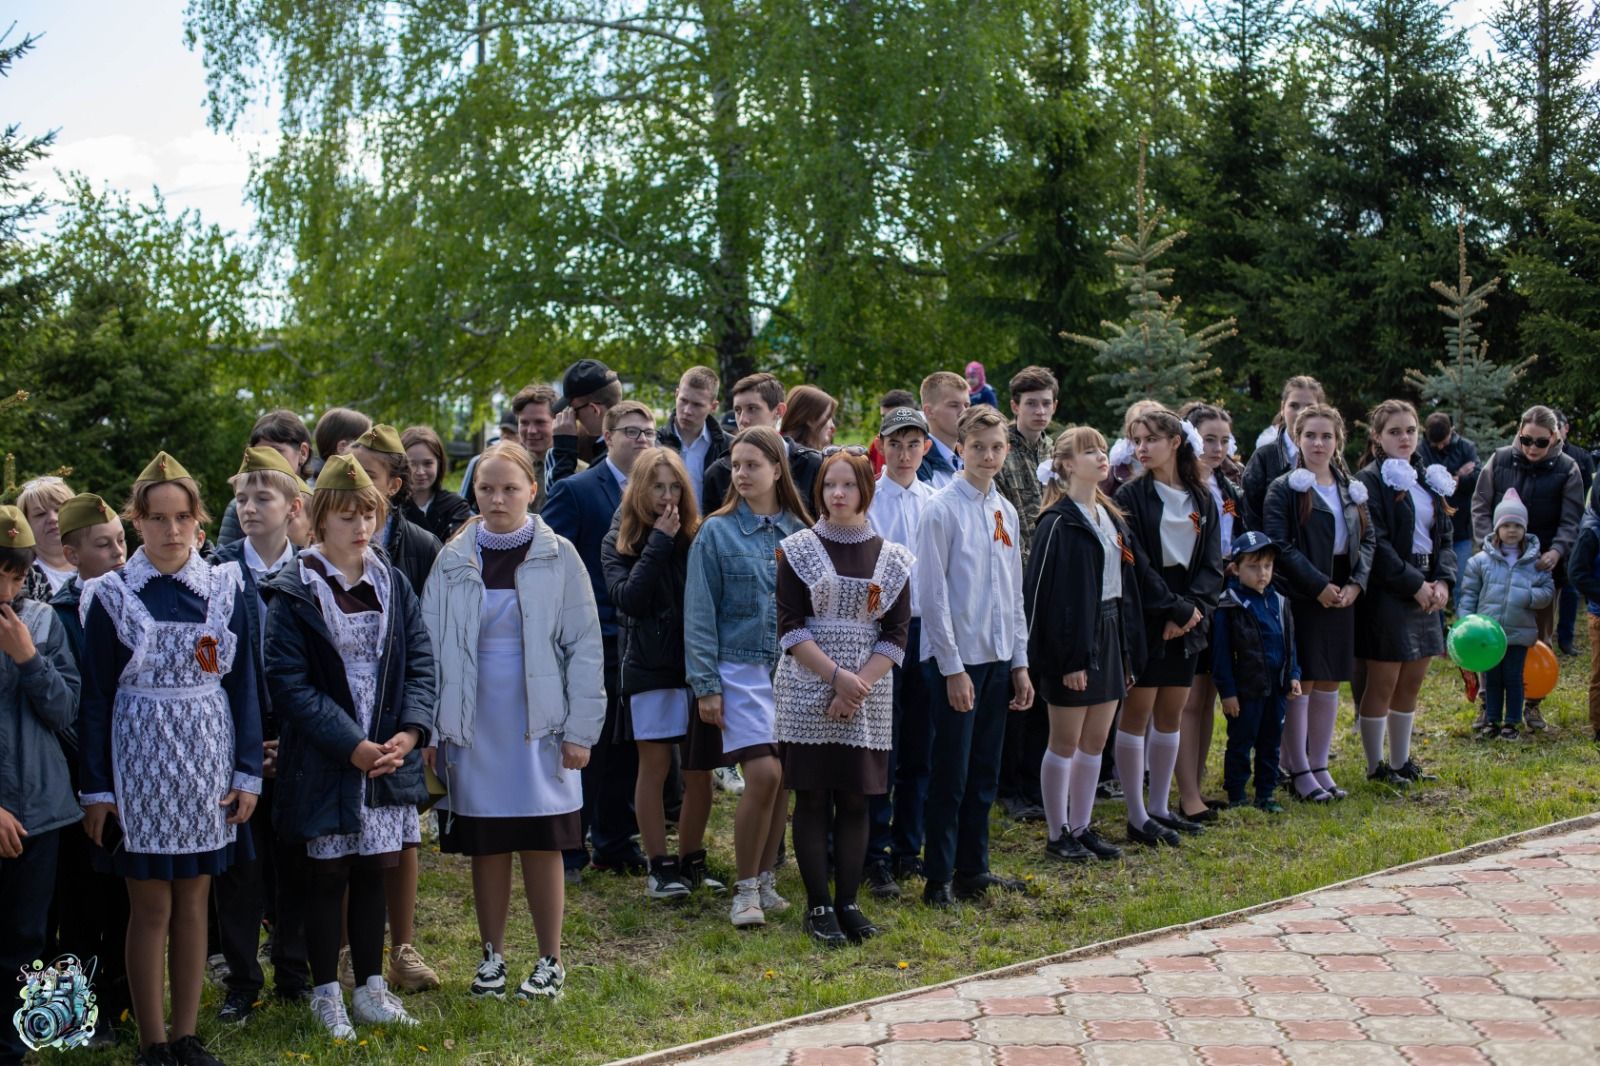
top-left (300, 546), bottom-right (384, 592)
top-left (950, 475), bottom-right (996, 504)
top-left (877, 474), bottom-right (926, 499)
top-left (242, 537), bottom-right (295, 575)
top-left (123, 547), bottom-right (210, 598)
top-left (604, 456), bottom-right (629, 488)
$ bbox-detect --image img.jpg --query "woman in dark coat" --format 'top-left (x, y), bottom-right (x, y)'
top-left (1263, 403), bottom-right (1375, 802)
top-left (1353, 399), bottom-right (1456, 788)
top-left (1241, 375), bottom-right (1325, 531)
top-left (1026, 426), bottom-right (1146, 864)
top-left (1112, 407), bottom-right (1223, 847)
top-left (401, 425), bottom-right (472, 543)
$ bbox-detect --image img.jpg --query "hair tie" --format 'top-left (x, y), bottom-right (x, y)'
top-left (1181, 420), bottom-right (1205, 456)
top-left (1035, 459), bottom-right (1059, 487)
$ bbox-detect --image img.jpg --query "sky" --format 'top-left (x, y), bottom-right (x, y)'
top-left (8, 0), bottom-right (1507, 245)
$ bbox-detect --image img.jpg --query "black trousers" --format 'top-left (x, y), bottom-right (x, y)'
top-left (1224, 691), bottom-right (1288, 803)
top-left (566, 635), bottom-right (641, 869)
top-left (997, 672), bottom-right (1049, 805)
top-left (213, 784), bottom-right (311, 998)
top-left (1, 828), bottom-right (61, 1066)
top-left (47, 820), bottom-right (129, 1025)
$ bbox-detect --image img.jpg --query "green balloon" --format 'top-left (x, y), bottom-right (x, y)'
top-left (1448, 614), bottom-right (1507, 672)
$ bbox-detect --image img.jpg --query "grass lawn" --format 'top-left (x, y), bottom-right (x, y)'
top-left (39, 649), bottom-right (1600, 1065)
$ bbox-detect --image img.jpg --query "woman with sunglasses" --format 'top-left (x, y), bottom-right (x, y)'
top-left (1469, 405), bottom-right (1585, 731)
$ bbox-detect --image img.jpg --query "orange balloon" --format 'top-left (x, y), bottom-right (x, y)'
top-left (1524, 641), bottom-right (1559, 700)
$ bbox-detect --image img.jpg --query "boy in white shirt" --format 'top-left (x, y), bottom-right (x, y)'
top-left (864, 407), bottom-right (935, 898)
top-left (914, 405), bottom-right (1034, 906)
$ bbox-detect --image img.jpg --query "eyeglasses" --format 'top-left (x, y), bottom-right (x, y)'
top-left (1519, 435), bottom-right (1551, 449)
top-left (616, 426), bottom-right (658, 442)
top-left (823, 445), bottom-right (869, 457)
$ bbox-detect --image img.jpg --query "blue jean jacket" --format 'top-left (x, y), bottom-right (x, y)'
top-left (683, 500), bottom-right (807, 697)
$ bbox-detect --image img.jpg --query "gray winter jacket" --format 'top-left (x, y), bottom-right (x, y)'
top-left (1457, 534), bottom-right (1556, 647)
top-left (0, 598), bottom-right (82, 835)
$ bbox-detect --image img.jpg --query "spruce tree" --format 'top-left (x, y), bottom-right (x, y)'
top-left (1064, 141), bottom-right (1235, 412)
top-left (1406, 220), bottom-right (1533, 444)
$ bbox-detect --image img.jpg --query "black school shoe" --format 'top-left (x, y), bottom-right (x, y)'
top-left (168, 1035), bottom-right (224, 1066)
top-left (592, 845), bottom-right (649, 875)
top-left (1045, 829), bottom-right (1093, 864)
top-left (1395, 759), bottom-right (1438, 783)
top-left (1074, 826), bottom-right (1122, 861)
top-left (1151, 811), bottom-right (1203, 835)
top-left (865, 861), bottom-right (902, 899)
top-left (217, 989), bottom-right (256, 1025)
top-left (953, 871), bottom-right (1027, 901)
top-left (837, 902), bottom-right (879, 943)
top-left (893, 855), bottom-right (924, 881)
top-left (1366, 761), bottom-right (1410, 787)
top-left (1127, 819), bottom-right (1181, 847)
top-left (135, 1045), bottom-right (177, 1066)
top-left (922, 881), bottom-right (955, 908)
top-left (1000, 795), bottom-right (1047, 821)
top-left (1180, 805), bottom-right (1220, 824)
top-left (803, 905), bottom-right (848, 948)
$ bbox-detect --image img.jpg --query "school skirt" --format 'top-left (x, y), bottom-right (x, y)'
top-left (1042, 601), bottom-right (1126, 707)
top-left (782, 743), bottom-right (889, 795)
top-left (1294, 555), bottom-right (1356, 681)
top-left (1138, 566), bottom-right (1201, 688)
top-left (439, 812), bottom-right (583, 855)
top-left (1356, 552), bottom-right (1446, 662)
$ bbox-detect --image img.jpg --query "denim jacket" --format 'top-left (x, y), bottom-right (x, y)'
top-left (683, 500), bottom-right (808, 697)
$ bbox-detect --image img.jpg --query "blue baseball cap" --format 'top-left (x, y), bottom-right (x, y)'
top-left (1229, 530), bottom-right (1278, 561)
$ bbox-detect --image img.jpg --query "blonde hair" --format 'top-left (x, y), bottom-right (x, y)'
top-left (308, 484), bottom-right (388, 543)
top-left (1041, 426), bottom-right (1124, 520)
top-left (18, 476), bottom-right (73, 518)
top-left (123, 478), bottom-right (212, 526)
top-left (957, 404), bottom-right (1007, 442)
top-left (920, 371), bottom-right (968, 405)
top-left (616, 448), bottom-right (701, 555)
top-left (470, 441), bottom-right (540, 496)
top-left (228, 469), bottom-right (300, 502)
top-left (603, 399), bottom-right (656, 433)
top-left (679, 366), bottom-right (719, 395)
top-left (711, 425), bottom-right (813, 524)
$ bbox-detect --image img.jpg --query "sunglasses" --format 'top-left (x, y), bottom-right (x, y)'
top-left (823, 445), bottom-right (869, 457)
top-left (1519, 435), bottom-right (1551, 449)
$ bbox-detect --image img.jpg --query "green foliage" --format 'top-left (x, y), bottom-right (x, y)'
top-left (1407, 221), bottom-right (1535, 443)
top-left (1064, 144), bottom-right (1235, 412)
top-left (0, 181), bottom-right (257, 520)
top-left (1510, 197), bottom-right (1600, 437)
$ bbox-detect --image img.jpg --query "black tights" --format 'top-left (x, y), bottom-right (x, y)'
top-left (305, 861), bottom-right (386, 987)
top-left (792, 788), bottom-right (869, 910)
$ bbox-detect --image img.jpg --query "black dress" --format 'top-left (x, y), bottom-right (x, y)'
top-left (1114, 476), bottom-right (1224, 689)
top-left (1262, 472), bottom-right (1376, 681)
top-left (1354, 458), bottom-right (1457, 662)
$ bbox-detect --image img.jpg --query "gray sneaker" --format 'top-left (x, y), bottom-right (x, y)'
top-left (1524, 701), bottom-right (1550, 732)
top-left (515, 956), bottom-right (565, 1000)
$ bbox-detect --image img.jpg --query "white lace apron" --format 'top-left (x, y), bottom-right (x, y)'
top-left (773, 529), bottom-right (912, 751)
top-left (301, 556), bottom-right (421, 860)
top-left (90, 560), bottom-right (241, 855)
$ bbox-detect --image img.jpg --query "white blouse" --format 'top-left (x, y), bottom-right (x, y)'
top-left (1075, 500), bottom-right (1124, 602)
top-left (1207, 477), bottom-right (1235, 560)
top-left (1313, 482), bottom-right (1349, 555)
top-left (1152, 479), bottom-right (1197, 569)
top-left (1408, 484), bottom-right (1436, 556)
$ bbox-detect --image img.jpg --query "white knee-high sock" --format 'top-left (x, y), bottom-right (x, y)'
top-left (1307, 689), bottom-right (1340, 790)
top-left (1068, 750), bottom-right (1102, 834)
top-left (1388, 710), bottom-right (1415, 769)
top-left (1116, 731), bottom-right (1148, 826)
top-left (1041, 750), bottom-right (1073, 842)
top-left (1359, 714), bottom-right (1388, 773)
top-left (1281, 694), bottom-right (1311, 791)
top-left (1145, 729), bottom-right (1181, 819)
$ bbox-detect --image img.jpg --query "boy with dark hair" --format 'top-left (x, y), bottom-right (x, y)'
top-left (1213, 531), bottom-right (1301, 812)
top-left (867, 389), bottom-right (918, 476)
top-left (699, 373), bottom-right (823, 512)
top-left (548, 358), bottom-right (624, 486)
top-left (0, 505), bottom-right (82, 1066)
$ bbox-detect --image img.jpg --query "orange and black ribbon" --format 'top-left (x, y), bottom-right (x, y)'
top-left (866, 582), bottom-right (882, 614)
top-left (195, 634), bottom-right (220, 675)
top-left (774, 546), bottom-right (785, 563)
top-left (1222, 497), bottom-right (1238, 518)
top-left (1118, 534), bottom-right (1135, 565)
top-left (1189, 511), bottom-right (1203, 535)
top-left (993, 510), bottom-right (1013, 547)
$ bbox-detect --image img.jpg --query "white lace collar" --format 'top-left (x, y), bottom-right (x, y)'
top-left (815, 519), bottom-right (876, 544)
top-left (476, 516), bottom-right (537, 551)
top-left (122, 546), bottom-right (211, 598)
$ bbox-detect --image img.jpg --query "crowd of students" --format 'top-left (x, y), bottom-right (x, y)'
top-left (1, 359), bottom-right (1595, 1066)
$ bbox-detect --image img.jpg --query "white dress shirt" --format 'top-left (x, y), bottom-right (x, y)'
top-left (1409, 483), bottom-right (1435, 555)
top-left (915, 476), bottom-right (1029, 676)
top-left (680, 420), bottom-right (712, 503)
top-left (869, 474), bottom-right (933, 617)
top-left (242, 536), bottom-right (296, 652)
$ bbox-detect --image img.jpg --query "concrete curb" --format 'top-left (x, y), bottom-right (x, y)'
top-left (610, 809), bottom-right (1600, 1064)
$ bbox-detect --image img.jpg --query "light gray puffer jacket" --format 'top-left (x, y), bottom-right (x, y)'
top-left (1457, 534), bottom-right (1555, 647)
top-left (421, 516), bottom-right (606, 750)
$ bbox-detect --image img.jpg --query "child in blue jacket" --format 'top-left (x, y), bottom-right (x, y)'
top-left (1213, 532), bottom-right (1301, 812)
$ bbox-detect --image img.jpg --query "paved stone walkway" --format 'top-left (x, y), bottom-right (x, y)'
top-left (637, 818), bottom-right (1600, 1066)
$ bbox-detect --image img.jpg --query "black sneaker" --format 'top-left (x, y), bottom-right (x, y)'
top-left (592, 846), bottom-right (649, 875)
top-left (1367, 761), bottom-right (1410, 787)
top-left (1095, 779), bottom-right (1124, 801)
top-left (646, 856), bottom-right (691, 900)
top-left (217, 990), bottom-right (256, 1025)
top-left (1127, 819), bottom-right (1180, 847)
top-left (1044, 829), bottom-right (1092, 864)
top-left (865, 861), bottom-right (901, 899)
top-left (168, 1035), bottom-right (224, 1066)
top-left (953, 871), bottom-right (1026, 901)
top-left (803, 905), bottom-right (848, 947)
top-left (837, 902), bottom-right (879, 943)
top-left (135, 1044), bottom-right (177, 1066)
top-left (1074, 826), bottom-right (1122, 861)
top-left (1254, 798), bottom-right (1285, 814)
top-left (1499, 724), bottom-right (1521, 741)
top-left (892, 855), bottom-right (924, 881)
top-left (1474, 721), bottom-right (1498, 741)
top-left (681, 849), bottom-right (727, 895)
top-left (1395, 759), bottom-right (1437, 783)
top-left (922, 881), bottom-right (954, 908)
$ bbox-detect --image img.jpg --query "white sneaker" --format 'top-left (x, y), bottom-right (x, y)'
top-left (470, 942), bottom-right (507, 999)
top-left (730, 879), bottom-right (765, 928)
top-left (712, 765), bottom-right (745, 794)
top-left (757, 869), bottom-right (790, 913)
top-left (310, 989), bottom-right (355, 1040)
top-left (515, 956), bottom-right (565, 1000)
top-left (351, 977), bottom-right (418, 1027)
